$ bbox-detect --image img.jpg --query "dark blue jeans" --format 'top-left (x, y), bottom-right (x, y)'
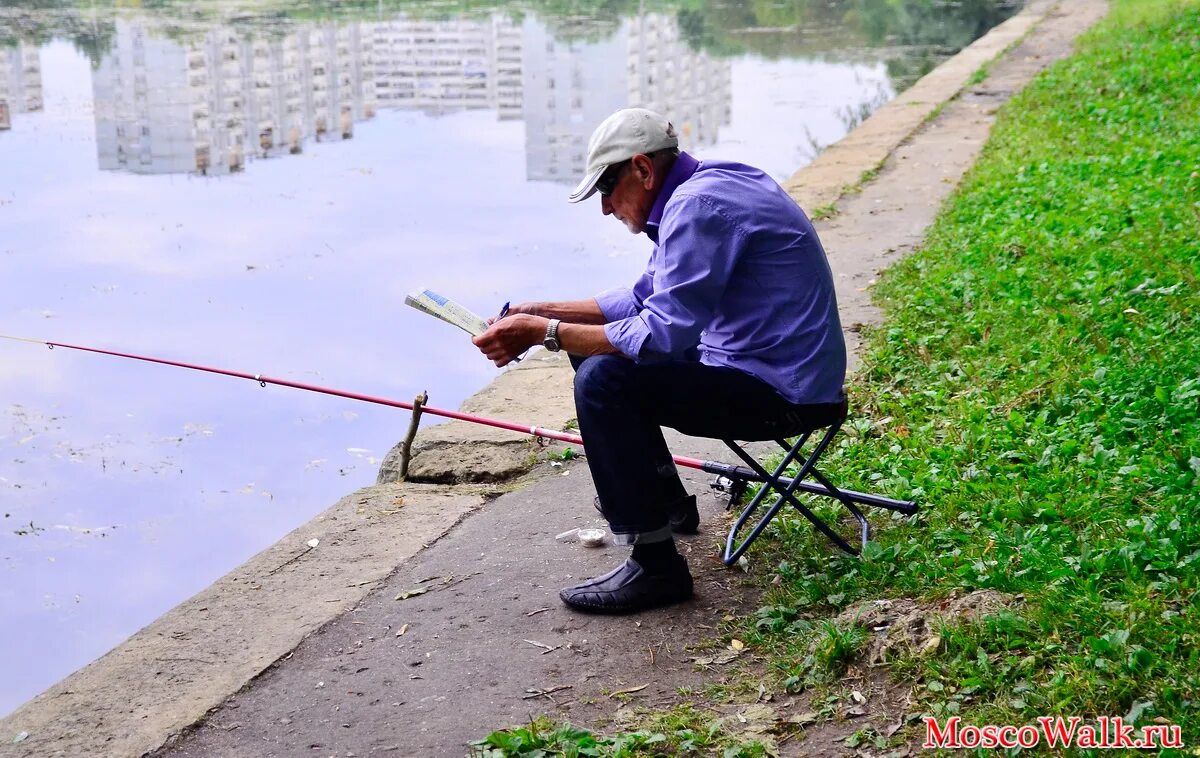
top-left (571, 354), bottom-right (843, 545)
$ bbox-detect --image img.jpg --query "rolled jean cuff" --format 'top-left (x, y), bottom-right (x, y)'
top-left (610, 524), bottom-right (674, 546)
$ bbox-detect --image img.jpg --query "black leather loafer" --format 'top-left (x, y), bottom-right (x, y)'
top-left (559, 556), bottom-right (693, 614)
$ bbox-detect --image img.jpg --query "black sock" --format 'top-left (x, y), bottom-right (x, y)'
top-left (632, 540), bottom-right (679, 573)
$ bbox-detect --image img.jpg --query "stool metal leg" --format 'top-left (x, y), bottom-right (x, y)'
top-left (723, 435), bottom-right (818, 564)
top-left (722, 423), bottom-right (857, 564)
top-left (698, 460), bottom-right (916, 512)
top-left (807, 465), bottom-right (870, 551)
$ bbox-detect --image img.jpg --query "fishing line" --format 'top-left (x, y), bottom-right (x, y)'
top-left (0, 334), bottom-right (578, 443)
top-left (0, 333), bottom-right (912, 509)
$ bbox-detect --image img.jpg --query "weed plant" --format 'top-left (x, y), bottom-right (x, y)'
top-left (470, 713), bottom-right (769, 757)
top-left (750, 0), bottom-right (1200, 742)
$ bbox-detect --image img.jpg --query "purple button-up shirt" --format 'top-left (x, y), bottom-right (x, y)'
top-left (595, 152), bottom-right (846, 405)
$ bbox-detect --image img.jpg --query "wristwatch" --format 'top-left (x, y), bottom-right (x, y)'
top-left (542, 319), bottom-right (562, 352)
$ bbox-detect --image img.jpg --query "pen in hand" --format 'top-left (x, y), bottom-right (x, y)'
top-left (493, 301), bottom-right (524, 363)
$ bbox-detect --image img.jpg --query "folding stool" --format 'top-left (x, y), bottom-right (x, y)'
top-left (694, 396), bottom-right (918, 565)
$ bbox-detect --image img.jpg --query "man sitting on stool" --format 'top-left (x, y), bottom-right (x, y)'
top-left (473, 108), bottom-right (846, 613)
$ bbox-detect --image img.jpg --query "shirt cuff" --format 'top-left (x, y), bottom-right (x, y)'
top-left (594, 287), bottom-right (640, 322)
top-left (604, 316), bottom-right (652, 360)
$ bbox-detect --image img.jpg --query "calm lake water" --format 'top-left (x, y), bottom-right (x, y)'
top-left (0, 0), bottom-right (1020, 716)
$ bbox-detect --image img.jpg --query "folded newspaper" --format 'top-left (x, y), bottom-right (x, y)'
top-left (404, 288), bottom-right (489, 337)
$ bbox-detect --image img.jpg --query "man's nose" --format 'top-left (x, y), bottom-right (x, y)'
top-left (600, 194), bottom-right (613, 216)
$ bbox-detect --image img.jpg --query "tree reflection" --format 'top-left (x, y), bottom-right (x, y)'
top-left (1, 0), bottom-right (1021, 86)
top-left (1, 0), bottom-right (114, 68)
top-left (675, 0), bottom-right (1021, 60)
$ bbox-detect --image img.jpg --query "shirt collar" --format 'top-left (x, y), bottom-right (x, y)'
top-left (645, 151), bottom-right (699, 243)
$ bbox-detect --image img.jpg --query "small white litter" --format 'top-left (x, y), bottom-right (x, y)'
top-left (577, 528), bottom-right (606, 547)
top-left (555, 528), bottom-right (607, 547)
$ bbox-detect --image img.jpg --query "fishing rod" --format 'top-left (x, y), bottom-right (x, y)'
top-left (0, 334), bottom-right (915, 512)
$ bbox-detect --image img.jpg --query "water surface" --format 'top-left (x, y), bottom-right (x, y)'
top-left (0, 0), bottom-right (1021, 716)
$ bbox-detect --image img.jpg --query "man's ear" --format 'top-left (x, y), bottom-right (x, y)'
top-left (631, 153), bottom-right (655, 188)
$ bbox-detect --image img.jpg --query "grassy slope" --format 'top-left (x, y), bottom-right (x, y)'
top-left (751, 0), bottom-right (1200, 744)
top-left (475, 1), bottom-right (1200, 753)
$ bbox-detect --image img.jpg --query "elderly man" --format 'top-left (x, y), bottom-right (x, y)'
top-left (473, 108), bottom-right (846, 613)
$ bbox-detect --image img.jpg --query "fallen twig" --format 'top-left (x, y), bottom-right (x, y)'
top-left (609, 684), bottom-right (649, 698)
top-left (394, 572), bottom-right (481, 601)
top-left (522, 685), bottom-right (573, 701)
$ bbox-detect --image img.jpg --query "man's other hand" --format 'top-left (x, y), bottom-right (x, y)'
top-left (473, 314), bottom-right (546, 367)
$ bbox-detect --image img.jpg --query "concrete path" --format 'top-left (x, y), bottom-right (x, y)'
top-left (155, 452), bottom-right (765, 757)
top-left (0, 2), bottom-right (1107, 755)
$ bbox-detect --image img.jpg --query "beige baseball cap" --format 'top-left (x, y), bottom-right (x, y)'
top-left (567, 108), bottom-right (679, 203)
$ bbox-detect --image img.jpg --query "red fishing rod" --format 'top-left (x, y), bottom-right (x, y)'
top-left (0, 334), bottom-right (914, 511)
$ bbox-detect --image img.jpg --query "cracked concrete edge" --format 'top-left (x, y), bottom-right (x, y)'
top-left (377, 350), bottom-right (577, 485)
top-left (0, 483), bottom-right (487, 757)
top-left (782, 0), bottom-right (1053, 213)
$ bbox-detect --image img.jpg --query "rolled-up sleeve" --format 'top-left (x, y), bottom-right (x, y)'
top-left (596, 263), bottom-right (654, 322)
top-left (603, 314), bottom-right (653, 358)
top-left (603, 194), bottom-right (744, 362)
top-left (594, 286), bottom-right (639, 322)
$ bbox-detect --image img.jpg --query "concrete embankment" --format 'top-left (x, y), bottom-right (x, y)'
top-left (0, 1), bottom-right (1107, 754)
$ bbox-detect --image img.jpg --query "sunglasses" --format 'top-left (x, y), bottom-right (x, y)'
top-left (595, 161), bottom-right (631, 196)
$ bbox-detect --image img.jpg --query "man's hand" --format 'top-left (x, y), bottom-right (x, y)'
top-left (485, 301), bottom-right (539, 327)
top-left (473, 314), bottom-right (547, 367)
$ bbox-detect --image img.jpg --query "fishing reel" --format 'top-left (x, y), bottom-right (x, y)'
top-left (709, 474), bottom-right (748, 509)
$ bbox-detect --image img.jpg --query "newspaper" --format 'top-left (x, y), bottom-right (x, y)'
top-left (404, 288), bottom-right (490, 337)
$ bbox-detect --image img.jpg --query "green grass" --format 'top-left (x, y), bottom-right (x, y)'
top-left (469, 712), bottom-right (769, 757)
top-left (967, 61), bottom-right (991, 86)
top-left (965, 36), bottom-right (1022, 87)
top-left (811, 619), bottom-right (869, 679)
top-left (809, 201), bottom-right (840, 221)
top-left (551, 446), bottom-right (580, 462)
top-left (748, 0), bottom-right (1200, 743)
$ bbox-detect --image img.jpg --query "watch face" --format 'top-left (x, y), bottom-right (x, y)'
top-left (544, 319), bottom-right (561, 351)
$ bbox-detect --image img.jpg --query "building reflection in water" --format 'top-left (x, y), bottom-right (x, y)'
top-left (373, 16), bottom-right (523, 118)
top-left (93, 20), bottom-right (376, 174)
top-left (522, 14), bottom-right (730, 182)
top-left (0, 44), bottom-right (43, 130)
top-left (85, 12), bottom-right (730, 178)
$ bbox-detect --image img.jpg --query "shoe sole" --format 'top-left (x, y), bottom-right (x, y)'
top-left (560, 589), bottom-right (694, 614)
